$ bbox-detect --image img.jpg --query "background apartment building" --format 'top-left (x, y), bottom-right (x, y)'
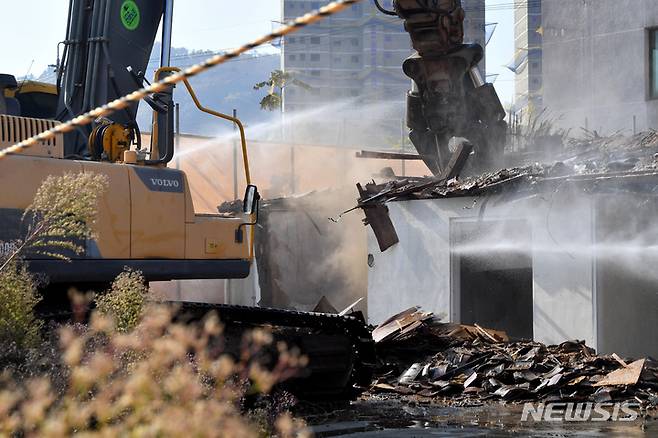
top-left (513, 1), bottom-right (542, 122)
top-left (542, 0), bottom-right (658, 133)
top-left (281, 0), bottom-right (486, 148)
top-left (508, 2), bottom-right (543, 122)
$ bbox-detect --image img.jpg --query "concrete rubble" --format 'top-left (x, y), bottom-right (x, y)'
top-left (367, 307), bottom-right (658, 410)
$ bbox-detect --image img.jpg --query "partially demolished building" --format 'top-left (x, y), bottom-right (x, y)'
top-left (361, 132), bottom-right (658, 359)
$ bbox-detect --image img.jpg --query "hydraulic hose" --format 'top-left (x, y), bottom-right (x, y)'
top-left (373, 0), bottom-right (397, 16)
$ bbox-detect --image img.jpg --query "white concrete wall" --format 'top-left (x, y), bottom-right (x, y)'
top-left (367, 197), bottom-right (474, 325)
top-left (529, 194), bottom-right (595, 346)
top-left (366, 190), bottom-right (597, 347)
top-left (151, 273), bottom-right (259, 306)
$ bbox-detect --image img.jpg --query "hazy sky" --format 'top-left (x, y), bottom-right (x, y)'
top-left (0, 0), bottom-right (514, 103)
top-left (485, 1), bottom-right (515, 106)
top-left (0, 1), bottom-right (281, 76)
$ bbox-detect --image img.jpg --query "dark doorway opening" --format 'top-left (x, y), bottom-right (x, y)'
top-left (451, 219), bottom-right (533, 340)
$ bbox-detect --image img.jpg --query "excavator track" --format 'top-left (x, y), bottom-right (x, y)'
top-left (176, 302), bottom-right (376, 399)
top-left (36, 297), bottom-right (376, 400)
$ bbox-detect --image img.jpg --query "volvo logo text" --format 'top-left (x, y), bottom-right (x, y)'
top-left (150, 178), bottom-right (180, 188)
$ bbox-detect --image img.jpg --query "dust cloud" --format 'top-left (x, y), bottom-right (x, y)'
top-left (157, 98), bottom-right (428, 310)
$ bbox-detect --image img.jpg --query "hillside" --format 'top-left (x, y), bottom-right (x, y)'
top-left (36, 44), bottom-right (281, 136)
top-left (138, 44), bottom-right (280, 136)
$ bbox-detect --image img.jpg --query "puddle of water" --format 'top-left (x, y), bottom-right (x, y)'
top-left (301, 399), bottom-right (658, 437)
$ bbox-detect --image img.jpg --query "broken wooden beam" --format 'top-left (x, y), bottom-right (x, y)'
top-left (356, 150), bottom-right (424, 160)
top-left (357, 182), bottom-right (400, 252)
top-left (442, 138), bottom-right (474, 181)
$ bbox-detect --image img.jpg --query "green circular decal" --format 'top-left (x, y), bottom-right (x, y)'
top-left (120, 0), bottom-right (140, 30)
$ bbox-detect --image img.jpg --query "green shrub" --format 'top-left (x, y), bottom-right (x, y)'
top-left (96, 269), bottom-right (148, 333)
top-left (0, 172), bottom-right (106, 353)
top-left (0, 261), bottom-right (41, 349)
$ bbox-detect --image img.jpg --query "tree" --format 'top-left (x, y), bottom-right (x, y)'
top-left (253, 70), bottom-right (311, 111)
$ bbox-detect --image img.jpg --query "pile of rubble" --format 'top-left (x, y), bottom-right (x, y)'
top-left (368, 308), bottom-right (658, 409)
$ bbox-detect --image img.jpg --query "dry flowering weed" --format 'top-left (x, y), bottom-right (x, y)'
top-left (0, 305), bottom-right (311, 437)
top-left (0, 172), bottom-right (108, 272)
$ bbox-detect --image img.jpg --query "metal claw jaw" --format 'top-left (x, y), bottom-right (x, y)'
top-left (389, 0), bottom-right (507, 176)
top-left (403, 44), bottom-right (503, 175)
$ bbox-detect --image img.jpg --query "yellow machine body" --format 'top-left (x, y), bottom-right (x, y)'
top-left (3, 81), bottom-right (59, 120)
top-left (0, 111), bottom-right (253, 284)
top-left (3, 81), bottom-right (57, 98)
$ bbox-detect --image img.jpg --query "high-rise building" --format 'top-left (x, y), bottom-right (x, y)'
top-left (513, 1), bottom-right (542, 122)
top-left (463, 1), bottom-right (487, 75)
top-left (281, 0), bottom-right (486, 147)
top-left (542, 0), bottom-right (658, 133)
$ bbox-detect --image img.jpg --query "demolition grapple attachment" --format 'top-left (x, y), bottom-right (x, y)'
top-left (381, 0), bottom-right (507, 175)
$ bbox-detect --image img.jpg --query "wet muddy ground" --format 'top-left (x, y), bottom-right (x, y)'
top-left (298, 397), bottom-right (658, 437)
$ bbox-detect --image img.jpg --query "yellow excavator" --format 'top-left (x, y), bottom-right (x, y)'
top-left (0, 0), bottom-right (374, 398)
